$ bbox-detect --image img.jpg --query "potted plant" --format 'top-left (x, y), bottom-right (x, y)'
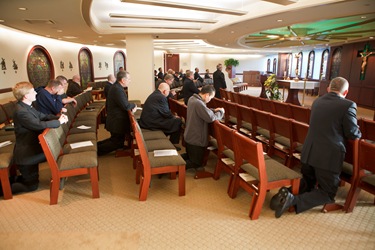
top-left (224, 58), bottom-right (239, 78)
top-left (264, 74), bottom-right (282, 101)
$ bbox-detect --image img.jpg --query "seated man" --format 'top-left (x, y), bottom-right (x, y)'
top-left (139, 83), bottom-right (182, 147)
top-left (35, 79), bottom-right (73, 115)
top-left (66, 74), bottom-right (83, 97)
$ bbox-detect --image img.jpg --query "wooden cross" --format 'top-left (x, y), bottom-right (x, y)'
top-left (358, 44), bottom-right (375, 80)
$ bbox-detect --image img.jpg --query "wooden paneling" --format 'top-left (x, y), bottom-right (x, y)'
top-left (243, 71), bottom-right (261, 87)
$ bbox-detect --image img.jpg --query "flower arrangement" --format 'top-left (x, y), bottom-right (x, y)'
top-left (264, 74), bottom-right (282, 101)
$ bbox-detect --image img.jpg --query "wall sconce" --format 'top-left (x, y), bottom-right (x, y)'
top-left (69, 61), bottom-right (73, 71)
top-left (60, 61), bottom-right (64, 71)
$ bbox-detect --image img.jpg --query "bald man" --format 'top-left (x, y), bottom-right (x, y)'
top-left (66, 74), bottom-right (83, 97)
top-left (139, 82), bottom-right (182, 147)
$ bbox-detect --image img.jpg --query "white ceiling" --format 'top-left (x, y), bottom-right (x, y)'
top-left (0, 0), bottom-right (374, 55)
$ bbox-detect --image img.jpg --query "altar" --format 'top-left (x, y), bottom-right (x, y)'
top-left (277, 80), bottom-right (319, 106)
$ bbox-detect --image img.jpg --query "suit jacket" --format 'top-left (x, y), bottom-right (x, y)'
top-left (66, 80), bottom-right (83, 97)
top-left (105, 82), bottom-right (136, 135)
top-left (13, 101), bottom-right (60, 165)
top-left (104, 81), bottom-right (113, 99)
top-left (182, 78), bottom-right (199, 105)
top-left (213, 70), bottom-right (226, 98)
top-left (301, 92), bottom-right (361, 174)
top-left (194, 72), bottom-right (203, 83)
top-left (139, 90), bottom-right (181, 134)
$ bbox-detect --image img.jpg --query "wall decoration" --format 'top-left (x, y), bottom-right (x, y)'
top-left (69, 61), bottom-right (73, 70)
top-left (60, 61), bottom-right (64, 71)
top-left (27, 45), bottom-right (54, 88)
top-left (358, 44), bottom-right (375, 80)
top-left (330, 47), bottom-right (342, 80)
top-left (78, 47), bottom-right (94, 89)
top-left (105, 62), bottom-right (108, 70)
top-left (113, 50), bottom-right (126, 76)
top-left (99, 62), bottom-right (102, 70)
top-left (12, 59), bottom-right (18, 73)
top-left (320, 49), bottom-right (329, 80)
top-left (1, 58), bottom-right (6, 73)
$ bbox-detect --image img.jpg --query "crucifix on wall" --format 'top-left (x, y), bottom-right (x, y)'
top-left (358, 44), bottom-right (375, 80)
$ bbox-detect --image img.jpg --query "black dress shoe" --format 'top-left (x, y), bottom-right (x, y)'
top-left (270, 187), bottom-right (289, 210)
top-left (275, 188), bottom-right (295, 218)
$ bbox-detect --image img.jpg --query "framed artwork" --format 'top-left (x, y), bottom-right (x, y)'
top-left (330, 47), bottom-right (342, 80)
top-left (114, 50), bottom-right (126, 76)
top-left (78, 47), bottom-right (94, 89)
top-left (266, 59), bottom-right (270, 72)
top-left (27, 45), bottom-right (54, 88)
top-left (272, 58), bottom-right (277, 74)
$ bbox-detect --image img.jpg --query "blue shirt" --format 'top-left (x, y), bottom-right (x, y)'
top-left (35, 87), bottom-right (64, 115)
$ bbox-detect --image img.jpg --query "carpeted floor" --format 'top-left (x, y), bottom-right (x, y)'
top-left (0, 121), bottom-right (374, 250)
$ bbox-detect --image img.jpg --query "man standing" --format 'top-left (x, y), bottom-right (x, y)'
top-left (98, 71), bottom-right (137, 155)
top-left (213, 63), bottom-right (226, 98)
top-left (274, 77), bottom-right (361, 218)
top-left (182, 85), bottom-right (224, 170)
top-left (182, 71), bottom-right (199, 105)
top-left (104, 74), bottom-right (116, 98)
top-left (139, 83), bottom-right (182, 146)
top-left (66, 74), bottom-right (83, 97)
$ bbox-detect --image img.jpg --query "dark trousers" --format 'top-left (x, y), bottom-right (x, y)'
top-left (183, 142), bottom-right (206, 169)
top-left (166, 130), bottom-right (181, 144)
top-left (97, 132), bottom-right (125, 156)
top-left (294, 163), bottom-right (340, 213)
top-left (12, 164), bottom-right (39, 194)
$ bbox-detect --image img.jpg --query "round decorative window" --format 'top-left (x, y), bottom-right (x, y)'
top-left (27, 45), bottom-right (54, 88)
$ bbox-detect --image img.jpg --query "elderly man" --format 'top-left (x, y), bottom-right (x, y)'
top-left (213, 63), bottom-right (226, 98)
top-left (273, 77), bottom-right (362, 218)
top-left (66, 74), bottom-right (83, 97)
top-left (104, 74), bottom-right (116, 98)
top-left (140, 82), bottom-right (182, 146)
top-left (182, 71), bottom-right (199, 105)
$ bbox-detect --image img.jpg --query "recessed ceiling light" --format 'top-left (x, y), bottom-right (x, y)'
top-left (106, 43), bottom-right (114, 46)
top-left (46, 35), bottom-right (50, 37)
top-left (63, 36), bottom-right (77, 39)
top-left (267, 35), bottom-right (279, 39)
top-left (370, 37), bottom-right (374, 39)
top-left (277, 19), bottom-right (283, 22)
top-left (57, 30), bottom-right (62, 33)
top-left (231, 31), bottom-right (235, 34)
top-left (361, 16), bottom-right (367, 19)
top-left (0, 20), bottom-right (4, 22)
top-left (98, 36), bottom-right (102, 38)
top-left (18, 7), bottom-right (27, 11)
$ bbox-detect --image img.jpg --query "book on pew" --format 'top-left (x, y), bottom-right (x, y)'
top-left (77, 125), bottom-right (91, 129)
top-left (0, 140), bottom-right (12, 148)
top-left (70, 141), bottom-right (94, 149)
top-left (154, 149), bottom-right (178, 157)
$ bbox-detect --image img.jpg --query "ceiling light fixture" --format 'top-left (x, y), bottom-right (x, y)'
top-left (111, 25), bottom-right (201, 30)
top-left (18, 7), bottom-right (27, 11)
top-left (120, 0), bottom-right (247, 16)
top-left (109, 14), bottom-right (217, 24)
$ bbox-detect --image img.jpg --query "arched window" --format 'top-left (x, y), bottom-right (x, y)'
top-left (27, 45), bottom-right (54, 88)
top-left (267, 59), bottom-right (271, 72)
top-left (320, 49), bottom-right (329, 80)
top-left (287, 53), bottom-right (293, 77)
top-left (272, 58), bottom-right (277, 74)
top-left (330, 47), bottom-right (342, 80)
top-left (114, 50), bottom-right (126, 76)
top-left (307, 51), bottom-right (315, 79)
top-left (296, 52), bottom-right (303, 78)
top-left (78, 47), bottom-right (94, 89)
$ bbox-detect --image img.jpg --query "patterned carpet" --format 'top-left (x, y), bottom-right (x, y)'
top-left (0, 123), bottom-right (374, 250)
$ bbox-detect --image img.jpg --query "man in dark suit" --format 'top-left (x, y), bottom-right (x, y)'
top-left (12, 81), bottom-right (68, 194)
top-left (66, 74), bottom-right (83, 97)
top-left (182, 71), bottom-right (199, 105)
top-left (194, 67), bottom-right (203, 83)
top-left (104, 74), bottom-right (116, 99)
top-left (213, 63), bottom-right (226, 98)
top-left (274, 77), bottom-right (362, 218)
top-left (139, 83), bottom-right (182, 145)
top-left (98, 71), bottom-right (137, 155)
